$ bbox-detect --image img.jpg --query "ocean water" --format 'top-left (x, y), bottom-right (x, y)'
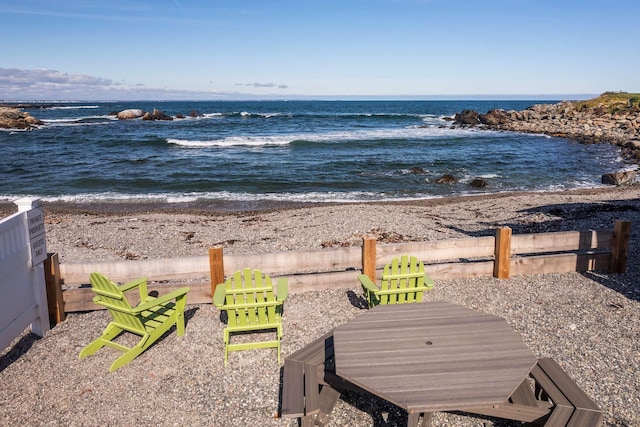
top-left (0, 100), bottom-right (629, 208)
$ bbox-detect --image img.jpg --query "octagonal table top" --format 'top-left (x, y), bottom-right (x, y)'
top-left (333, 301), bottom-right (537, 413)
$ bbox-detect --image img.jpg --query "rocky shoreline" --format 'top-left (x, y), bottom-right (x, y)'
top-left (451, 93), bottom-right (640, 166)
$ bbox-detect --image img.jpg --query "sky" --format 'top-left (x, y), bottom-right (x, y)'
top-left (1, 0), bottom-right (639, 101)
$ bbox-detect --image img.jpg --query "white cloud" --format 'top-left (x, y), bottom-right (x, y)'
top-left (0, 68), bottom-right (266, 101)
top-left (236, 82), bottom-right (289, 89)
top-left (0, 68), bottom-right (112, 87)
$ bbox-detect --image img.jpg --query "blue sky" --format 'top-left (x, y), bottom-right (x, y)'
top-left (1, 0), bottom-right (638, 101)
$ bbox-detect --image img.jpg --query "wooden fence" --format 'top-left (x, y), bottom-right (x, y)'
top-left (45, 220), bottom-right (631, 318)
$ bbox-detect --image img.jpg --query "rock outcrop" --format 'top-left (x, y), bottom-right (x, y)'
top-left (117, 108), bottom-right (175, 121)
top-left (435, 174), bottom-right (457, 184)
top-left (0, 107), bottom-right (42, 129)
top-left (142, 109), bottom-right (173, 121)
top-left (116, 109), bottom-right (144, 120)
top-left (453, 110), bottom-right (481, 126)
top-left (479, 103), bottom-right (640, 148)
top-left (469, 178), bottom-right (488, 188)
top-left (451, 93), bottom-right (640, 166)
top-left (601, 170), bottom-right (637, 186)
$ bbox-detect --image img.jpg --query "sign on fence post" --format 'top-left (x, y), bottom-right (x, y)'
top-left (15, 198), bottom-right (49, 337)
top-left (27, 208), bottom-right (47, 267)
top-left (16, 198), bottom-right (48, 266)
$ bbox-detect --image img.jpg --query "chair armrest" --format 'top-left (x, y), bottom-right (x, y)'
top-left (276, 278), bottom-right (289, 302)
top-left (119, 277), bottom-right (148, 301)
top-left (133, 287), bottom-right (190, 313)
top-left (213, 283), bottom-right (227, 308)
top-left (357, 274), bottom-right (379, 293)
top-left (423, 274), bottom-right (435, 289)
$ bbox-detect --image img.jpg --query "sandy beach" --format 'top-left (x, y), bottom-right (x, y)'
top-left (1, 186), bottom-right (639, 426)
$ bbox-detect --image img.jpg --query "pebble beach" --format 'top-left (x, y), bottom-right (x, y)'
top-left (1, 186), bottom-right (639, 426)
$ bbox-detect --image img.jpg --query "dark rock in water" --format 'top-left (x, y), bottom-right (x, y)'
top-left (151, 108), bottom-right (173, 121)
top-left (189, 110), bottom-right (199, 118)
top-left (435, 174), bottom-right (457, 184)
top-left (142, 108), bottom-right (174, 121)
top-left (601, 170), bottom-right (637, 186)
top-left (410, 166), bottom-right (427, 174)
top-left (470, 178), bottom-right (488, 188)
top-left (176, 113), bottom-right (185, 119)
top-left (453, 110), bottom-right (480, 126)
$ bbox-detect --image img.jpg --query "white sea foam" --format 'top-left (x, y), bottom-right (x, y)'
top-left (49, 105), bottom-right (100, 110)
top-left (2, 175), bottom-right (614, 206)
top-left (43, 115), bottom-right (116, 123)
top-left (167, 136), bottom-right (293, 147)
top-left (1, 190), bottom-right (440, 205)
top-left (166, 126), bottom-right (497, 148)
top-left (41, 116), bottom-right (117, 127)
top-left (475, 173), bottom-right (501, 179)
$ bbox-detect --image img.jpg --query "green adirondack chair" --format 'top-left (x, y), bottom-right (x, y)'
top-left (79, 272), bottom-right (190, 372)
top-left (213, 268), bottom-right (288, 367)
top-left (358, 255), bottom-right (434, 308)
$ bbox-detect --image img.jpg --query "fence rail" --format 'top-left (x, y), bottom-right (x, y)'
top-left (45, 220), bottom-right (631, 317)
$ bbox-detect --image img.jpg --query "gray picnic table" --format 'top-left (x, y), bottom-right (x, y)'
top-left (281, 301), bottom-right (603, 426)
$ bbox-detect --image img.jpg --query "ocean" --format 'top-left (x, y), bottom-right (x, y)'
top-left (1, 100), bottom-right (629, 209)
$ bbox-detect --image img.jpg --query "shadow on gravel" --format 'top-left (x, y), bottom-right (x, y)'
top-left (445, 198), bottom-right (639, 237)
top-left (516, 199), bottom-right (640, 302)
top-left (0, 333), bottom-right (41, 373)
top-left (346, 290), bottom-right (368, 310)
top-left (338, 392), bottom-right (522, 427)
top-left (183, 306), bottom-right (199, 326)
top-left (445, 199), bottom-right (640, 302)
top-left (580, 271), bottom-right (640, 302)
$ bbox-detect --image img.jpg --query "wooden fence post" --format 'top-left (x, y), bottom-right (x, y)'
top-left (362, 237), bottom-right (377, 281)
top-left (610, 220), bottom-right (631, 273)
top-left (44, 253), bottom-right (65, 326)
top-left (493, 227), bottom-right (512, 279)
top-left (209, 247), bottom-right (225, 297)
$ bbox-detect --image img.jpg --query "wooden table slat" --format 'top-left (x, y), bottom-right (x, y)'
top-left (333, 302), bottom-right (537, 413)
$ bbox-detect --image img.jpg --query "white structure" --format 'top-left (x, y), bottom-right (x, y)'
top-left (0, 198), bottom-right (49, 351)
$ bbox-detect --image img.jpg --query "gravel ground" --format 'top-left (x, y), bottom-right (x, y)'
top-left (1, 186), bottom-right (639, 426)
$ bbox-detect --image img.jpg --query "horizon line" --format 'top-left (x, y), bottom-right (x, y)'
top-left (1, 93), bottom-right (599, 103)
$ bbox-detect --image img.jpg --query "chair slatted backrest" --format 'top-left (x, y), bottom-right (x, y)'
top-left (89, 272), bottom-right (145, 333)
top-left (224, 268), bottom-right (280, 328)
top-left (379, 255), bottom-right (426, 305)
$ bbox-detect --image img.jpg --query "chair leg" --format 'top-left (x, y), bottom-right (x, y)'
top-left (79, 324), bottom-right (122, 359)
top-left (277, 337), bottom-right (281, 364)
top-left (224, 329), bottom-right (230, 367)
top-left (109, 345), bottom-right (145, 372)
top-left (174, 296), bottom-right (188, 336)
